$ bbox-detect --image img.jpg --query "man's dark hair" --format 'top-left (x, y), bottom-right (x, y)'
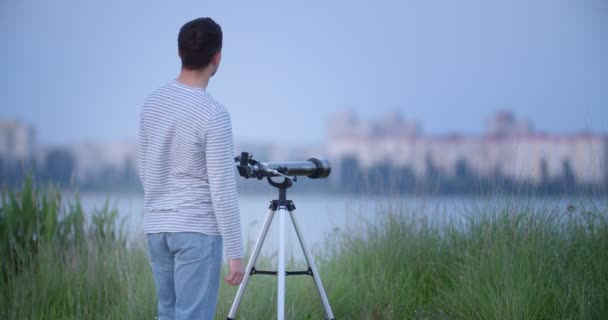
top-left (178, 17), bottom-right (222, 70)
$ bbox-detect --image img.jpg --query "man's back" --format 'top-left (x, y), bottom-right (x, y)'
top-left (139, 79), bottom-right (243, 259)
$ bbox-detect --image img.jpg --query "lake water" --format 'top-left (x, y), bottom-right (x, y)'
top-left (68, 192), bottom-right (606, 258)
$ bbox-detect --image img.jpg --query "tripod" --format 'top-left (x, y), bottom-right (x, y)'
top-left (226, 177), bottom-right (335, 320)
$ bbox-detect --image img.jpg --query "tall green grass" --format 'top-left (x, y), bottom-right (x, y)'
top-left (0, 177), bottom-right (156, 319)
top-left (1, 178), bottom-right (607, 319)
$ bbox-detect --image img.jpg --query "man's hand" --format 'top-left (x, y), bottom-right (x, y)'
top-left (225, 258), bottom-right (245, 286)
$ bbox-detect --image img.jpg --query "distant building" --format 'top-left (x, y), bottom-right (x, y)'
top-left (0, 120), bottom-right (36, 162)
top-left (486, 111), bottom-right (533, 137)
top-left (71, 141), bottom-right (138, 182)
top-left (0, 120), bottom-right (38, 183)
top-left (329, 110), bottom-right (420, 140)
top-left (327, 111), bottom-right (608, 185)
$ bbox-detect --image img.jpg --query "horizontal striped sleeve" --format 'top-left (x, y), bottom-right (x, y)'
top-left (205, 111), bottom-right (244, 259)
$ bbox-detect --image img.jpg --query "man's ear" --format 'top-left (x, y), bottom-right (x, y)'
top-left (213, 52), bottom-right (222, 65)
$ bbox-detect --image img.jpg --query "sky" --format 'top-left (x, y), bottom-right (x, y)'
top-left (0, 0), bottom-right (607, 146)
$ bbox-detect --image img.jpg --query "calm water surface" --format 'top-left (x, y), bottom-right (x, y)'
top-left (66, 192), bottom-right (606, 257)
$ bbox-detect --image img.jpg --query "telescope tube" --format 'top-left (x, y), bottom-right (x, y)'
top-left (258, 158), bottom-right (331, 179)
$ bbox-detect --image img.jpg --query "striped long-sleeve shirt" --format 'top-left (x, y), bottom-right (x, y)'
top-left (138, 80), bottom-right (244, 259)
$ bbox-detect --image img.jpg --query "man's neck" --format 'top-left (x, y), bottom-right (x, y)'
top-left (176, 68), bottom-right (211, 89)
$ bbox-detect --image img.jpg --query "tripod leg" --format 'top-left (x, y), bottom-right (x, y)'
top-left (227, 209), bottom-right (276, 320)
top-left (288, 210), bottom-right (335, 320)
top-left (277, 207), bottom-right (287, 320)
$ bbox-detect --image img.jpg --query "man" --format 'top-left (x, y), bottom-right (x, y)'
top-left (138, 17), bottom-right (245, 320)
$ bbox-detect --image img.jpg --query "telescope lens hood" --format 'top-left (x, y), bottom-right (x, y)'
top-left (307, 158), bottom-right (331, 179)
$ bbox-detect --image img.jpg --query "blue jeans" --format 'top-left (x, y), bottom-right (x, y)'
top-left (147, 232), bottom-right (223, 320)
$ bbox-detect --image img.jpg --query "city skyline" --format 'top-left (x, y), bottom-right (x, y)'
top-left (2, 110), bottom-right (606, 184)
top-left (328, 111), bottom-right (607, 186)
top-left (1, 0), bottom-right (607, 146)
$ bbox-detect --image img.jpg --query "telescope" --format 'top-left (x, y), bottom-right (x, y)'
top-left (227, 151), bottom-right (335, 320)
top-left (234, 152), bottom-right (331, 181)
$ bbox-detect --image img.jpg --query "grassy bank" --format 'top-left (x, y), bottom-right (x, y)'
top-left (1, 180), bottom-right (607, 319)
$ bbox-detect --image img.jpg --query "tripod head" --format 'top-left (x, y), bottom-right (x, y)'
top-left (234, 152), bottom-right (331, 189)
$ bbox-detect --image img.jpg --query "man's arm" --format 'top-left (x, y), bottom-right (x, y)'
top-left (205, 110), bottom-right (245, 260)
